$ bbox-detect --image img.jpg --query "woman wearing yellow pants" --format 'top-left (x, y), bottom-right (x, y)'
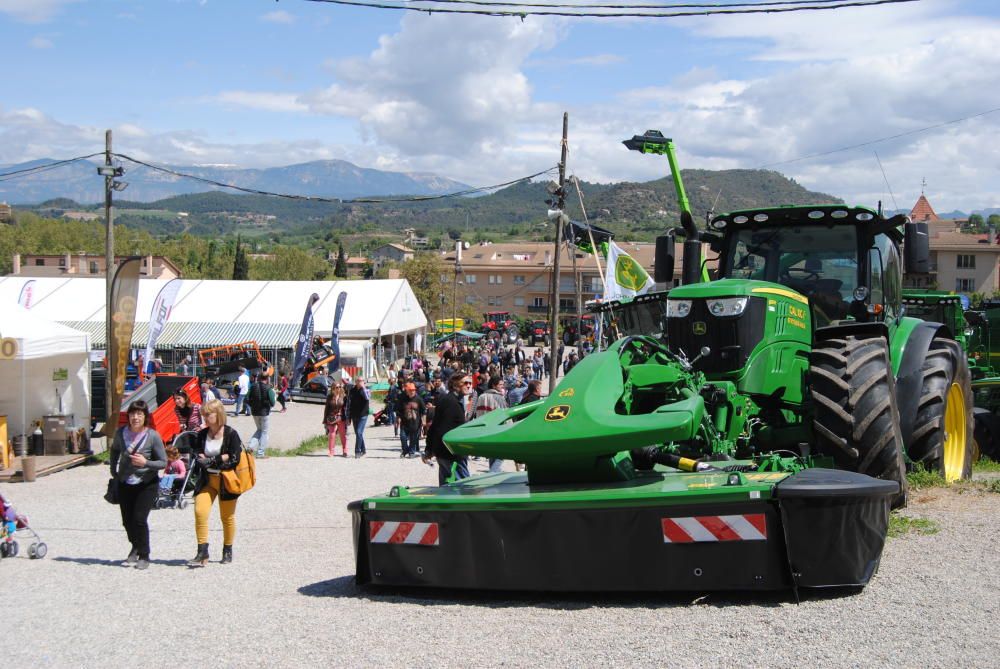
top-left (187, 399), bottom-right (243, 567)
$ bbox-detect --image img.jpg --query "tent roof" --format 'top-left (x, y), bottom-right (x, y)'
top-left (0, 277), bottom-right (427, 348)
top-left (0, 304), bottom-right (90, 359)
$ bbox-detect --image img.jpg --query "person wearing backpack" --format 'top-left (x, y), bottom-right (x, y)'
top-left (187, 399), bottom-right (244, 567)
top-left (247, 373), bottom-right (276, 459)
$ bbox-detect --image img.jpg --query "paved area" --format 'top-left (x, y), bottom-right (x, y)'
top-left (8, 391), bottom-right (1000, 668)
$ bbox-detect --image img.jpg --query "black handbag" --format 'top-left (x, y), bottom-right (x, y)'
top-left (104, 477), bottom-right (119, 504)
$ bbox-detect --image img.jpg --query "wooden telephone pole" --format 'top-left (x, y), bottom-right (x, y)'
top-left (548, 113), bottom-right (568, 393)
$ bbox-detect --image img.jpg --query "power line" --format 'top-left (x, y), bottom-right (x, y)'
top-left (0, 153), bottom-right (104, 182)
top-left (114, 152), bottom-right (557, 204)
top-left (301, 0), bottom-right (917, 19)
top-left (396, 0), bottom-right (867, 10)
top-left (757, 105), bottom-right (1000, 169)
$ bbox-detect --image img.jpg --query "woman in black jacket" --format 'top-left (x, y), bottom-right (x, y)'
top-left (186, 399), bottom-right (244, 567)
top-left (423, 372), bottom-right (473, 485)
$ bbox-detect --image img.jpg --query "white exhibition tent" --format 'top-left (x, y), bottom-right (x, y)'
top-left (0, 304), bottom-right (90, 437)
top-left (0, 277), bottom-right (428, 354)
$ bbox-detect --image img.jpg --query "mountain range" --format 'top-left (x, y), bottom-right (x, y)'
top-left (0, 158), bottom-right (471, 204)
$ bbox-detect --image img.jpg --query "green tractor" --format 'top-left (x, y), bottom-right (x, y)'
top-left (349, 137), bottom-right (975, 594)
top-left (962, 300), bottom-right (1000, 460)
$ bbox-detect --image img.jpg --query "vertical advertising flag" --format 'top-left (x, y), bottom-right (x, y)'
top-left (105, 257), bottom-right (142, 435)
top-left (291, 293), bottom-right (320, 388)
top-left (17, 280), bottom-right (36, 309)
top-left (603, 241), bottom-right (654, 300)
top-left (143, 278), bottom-right (181, 379)
top-left (329, 291), bottom-right (347, 373)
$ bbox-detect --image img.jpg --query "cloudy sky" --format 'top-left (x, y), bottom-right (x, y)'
top-left (1, 0), bottom-right (999, 211)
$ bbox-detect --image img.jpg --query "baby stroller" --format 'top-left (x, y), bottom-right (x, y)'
top-left (0, 490), bottom-right (47, 559)
top-left (372, 407), bottom-right (391, 427)
top-left (156, 430), bottom-right (199, 510)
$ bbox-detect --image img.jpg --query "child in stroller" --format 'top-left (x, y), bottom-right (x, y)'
top-left (0, 490), bottom-right (47, 559)
top-left (156, 432), bottom-right (198, 510)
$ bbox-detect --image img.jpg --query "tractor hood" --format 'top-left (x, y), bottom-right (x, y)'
top-left (667, 278), bottom-right (808, 305)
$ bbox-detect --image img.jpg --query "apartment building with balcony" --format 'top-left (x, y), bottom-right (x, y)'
top-left (437, 241), bottom-right (677, 319)
top-left (9, 253), bottom-right (182, 280)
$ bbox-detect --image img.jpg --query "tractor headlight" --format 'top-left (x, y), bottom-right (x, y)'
top-left (707, 297), bottom-right (749, 317)
top-left (666, 299), bottom-right (692, 318)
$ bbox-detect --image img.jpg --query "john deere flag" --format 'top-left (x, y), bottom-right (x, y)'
top-left (105, 257), bottom-right (142, 435)
top-left (604, 241), bottom-right (654, 300)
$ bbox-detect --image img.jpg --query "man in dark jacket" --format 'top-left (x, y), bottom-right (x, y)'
top-left (395, 382), bottom-right (425, 458)
top-left (519, 379), bottom-right (543, 405)
top-left (424, 372), bottom-right (472, 485)
top-left (247, 374), bottom-right (276, 458)
top-left (346, 376), bottom-right (370, 457)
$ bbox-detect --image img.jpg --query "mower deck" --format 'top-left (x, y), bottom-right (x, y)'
top-left (350, 468), bottom-right (897, 593)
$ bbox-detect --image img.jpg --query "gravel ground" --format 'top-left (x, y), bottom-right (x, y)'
top-left (3, 425), bottom-right (999, 668)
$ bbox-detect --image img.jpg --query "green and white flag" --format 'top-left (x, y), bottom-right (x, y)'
top-left (604, 241), bottom-right (654, 300)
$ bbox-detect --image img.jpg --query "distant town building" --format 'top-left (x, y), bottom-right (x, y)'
top-left (438, 240), bottom-right (689, 319)
top-left (402, 228), bottom-right (429, 248)
top-left (904, 194), bottom-right (1000, 294)
top-left (9, 253), bottom-right (182, 280)
top-left (0, 202), bottom-right (13, 223)
top-left (62, 210), bottom-right (101, 221)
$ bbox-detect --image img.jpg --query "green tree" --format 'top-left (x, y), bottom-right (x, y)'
top-left (987, 214), bottom-right (1000, 230)
top-left (232, 236), bottom-right (249, 280)
top-left (334, 242), bottom-right (348, 278)
top-left (399, 252), bottom-right (444, 321)
top-left (968, 213), bottom-right (986, 233)
top-left (250, 246), bottom-right (330, 281)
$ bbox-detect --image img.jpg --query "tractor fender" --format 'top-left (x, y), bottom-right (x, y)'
top-left (813, 321), bottom-right (888, 343)
top-left (894, 319), bottom-right (949, 448)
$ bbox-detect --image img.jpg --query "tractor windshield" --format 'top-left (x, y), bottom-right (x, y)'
top-left (725, 225), bottom-right (860, 326)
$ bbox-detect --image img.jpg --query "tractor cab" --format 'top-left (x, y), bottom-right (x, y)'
top-left (658, 204), bottom-right (928, 334)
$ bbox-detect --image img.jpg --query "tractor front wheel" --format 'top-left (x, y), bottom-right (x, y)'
top-left (810, 335), bottom-right (908, 507)
top-left (908, 338), bottom-right (975, 481)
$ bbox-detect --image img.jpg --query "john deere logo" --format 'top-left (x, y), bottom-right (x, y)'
top-left (615, 255), bottom-right (649, 291)
top-left (558, 388), bottom-right (575, 397)
top-left (545, 405), bottom-right (571, 421)
top-left (692, 321), bottom-right (707, 335)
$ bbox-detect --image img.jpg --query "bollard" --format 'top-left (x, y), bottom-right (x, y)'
top-left (21, 455), bottom-right (37, 482)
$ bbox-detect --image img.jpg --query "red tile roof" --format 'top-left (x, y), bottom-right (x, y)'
top-left (910, 195), bottom-right (940, 222)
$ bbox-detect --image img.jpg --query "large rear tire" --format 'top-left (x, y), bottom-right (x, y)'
top-left (810, 336), bottom-right (908, 507)
top-left (906, 338), bottom-right (974, 482)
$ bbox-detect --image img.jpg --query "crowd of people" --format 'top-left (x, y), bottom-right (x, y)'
top-left (109, 338), bottom-right (578, 569)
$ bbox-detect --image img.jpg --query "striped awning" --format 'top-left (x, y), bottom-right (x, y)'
top-left (60, 320), bottom-right (301, 349)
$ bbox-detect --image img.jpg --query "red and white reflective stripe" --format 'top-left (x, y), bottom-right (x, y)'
top-left (661, 514), bottom-right (767, 543)
top-left (369, 521), bottom-right (440, 546)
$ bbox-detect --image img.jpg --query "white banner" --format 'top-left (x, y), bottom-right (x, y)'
top-left (17, 280), bottom-right (36, 309)
top-left (603, 241), bottom-right (654, 300)
top-left (143, 278), bottom-right (182, 376)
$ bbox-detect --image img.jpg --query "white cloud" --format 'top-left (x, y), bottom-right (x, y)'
top-left (0, 0), bottom-right (76, 23)
top-left (29, 36), bottom-right (53, 49)
top-left (213, 91), bottom-right (309, 113)
top-left (301, 14), bottom-right (562, 163)
top-left (260, 10), bottom-right (295, 24)
top-left (528, 53), bottom-right (625, 67)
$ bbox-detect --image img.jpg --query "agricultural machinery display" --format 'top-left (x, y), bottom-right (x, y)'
top-left (350, 134), bottom-right (975, 594)
top-left (481, 311), bottom-right (519, 344)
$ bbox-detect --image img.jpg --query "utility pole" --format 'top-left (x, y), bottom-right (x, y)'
top-left (452, 240), bottom-right (462, 335)
top-left (548, 113), bottom-right (568, 393)
top-left (103, 130), bottom-right (114, 428)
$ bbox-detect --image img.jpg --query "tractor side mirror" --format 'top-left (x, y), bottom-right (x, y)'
top-left (702, 232), bottom-right (724, 254)
top-left (654, 233), bottom-right (676, 284)
top-left (904, 222), bottom-right (930, 273)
